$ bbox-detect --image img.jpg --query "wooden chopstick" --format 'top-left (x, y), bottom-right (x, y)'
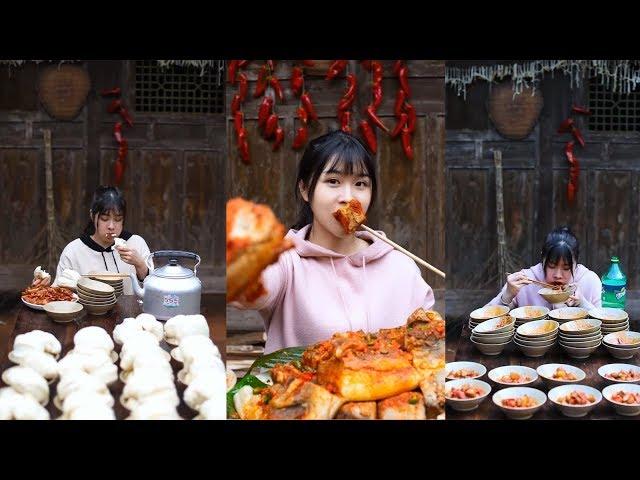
top-left (505, 272), bottom-right (560, 290)
top-left (359, 224), bottom-right (446, 279)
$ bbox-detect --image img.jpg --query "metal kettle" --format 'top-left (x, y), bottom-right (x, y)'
top-left (130, 250), bottom-right (202, 320)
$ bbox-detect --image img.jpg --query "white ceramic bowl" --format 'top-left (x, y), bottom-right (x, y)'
top-left (509, 306), bottom-right (549, 322)
top-left (473, 315), bottom-right (515, 334)
top-left (547, 384), bottom-right (602, 418)
top-left (536, 363), bottom-right (586, 388)
top-left (513, 334), bottom-right (556, 347)
top-left (602, 324), bottom-right (630, 334)
top-left (588, 307), bottom-right (629, 323)
top-left (445, 379), bottom-right (491, 411)
top-left (558, 336), bottom-right (603, 348)
top-left (603, 331), bottom-right (640, 348)
top-left (470, 305), bottom-right (511, 321)
top-left (538, 287), bottom-right (571, 304)
top-left (558, 331), bottom-right (603, 342)
top-left (549, 307), bottom-right (589, 322)
top-left (470, 338), bottom-right (510, 355)
top-left (559, 342), bottom-right (600, 359)
top-left (470, 332), bottom-right (514, 344)
top-left (492, 386), bottom-right (547, 419)
top-left (488, 365), bottom-right (538, 387)
top-left (513, 338), bottom-right (554, 357)
top-left (598, 364), bottom-right (640, 385)
top-left (516, 319), bottom-right (559, 338)
top-left (604, 343), bottom-right (640, 360)
top-left (602, 383), bottom-right (640, 416)
top-left (559, 318), bottom-right (602, 336)
top-left (445, 361), bottom-right (487, 381)
top-left (42, 300), bottom-right (84, 323)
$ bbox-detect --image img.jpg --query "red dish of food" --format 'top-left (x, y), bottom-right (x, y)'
top-left (605, 370), bottom-right (640, 382)
top-left (447, 384), bottom-right (484, 399)
top-left (557, 391), bottom-right (596, 405)
top-left (498, 372), bottom-right (532, 384)
top-left (611, 391), bottom-right (640, 405)
top-left (501, 395), bottom-right (538, 408)
top-left (447, 369), bottom-right (479, 380)
top-left (21, 285), bottom-right (74, 305)
top-left (552, 367), bottom-right (577, 381)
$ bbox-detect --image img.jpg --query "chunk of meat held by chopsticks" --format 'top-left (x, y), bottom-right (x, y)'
top-left (226, 198), bottom-right (293, 303)
top-left (333, 199), bottom-right (366, 234)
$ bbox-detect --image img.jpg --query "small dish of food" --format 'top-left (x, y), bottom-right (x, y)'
top-left (602, 383), bottom-right (640, 416)
top-left (445, 379), bottom-right (491, 412)
top-left (492, 387), bottom-right (547, 420)
top-left (488, 365), bottom-right (538, 387)
top-left (598, 364), bottom-right (640, 385)
top-left (445, 361), bottom-right (487, 381)
top-left (547, 384), bottom-right (602, 418)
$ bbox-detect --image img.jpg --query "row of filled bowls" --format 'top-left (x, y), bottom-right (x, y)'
top-left (469, 305), bottom-right (630, 330)
top-left (445, 361), bottom-right (640, 418)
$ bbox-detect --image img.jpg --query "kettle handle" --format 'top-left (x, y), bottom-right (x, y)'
top-left (146, 251), bottom-right (201, 275)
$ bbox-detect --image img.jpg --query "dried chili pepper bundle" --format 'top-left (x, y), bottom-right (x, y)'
top-left (300, 92), bottom-right (318, 121)
top-left (359, 120), bottom-right (377, 154)
top-left (291, 67), bottom-right (304, 97)
top-left (292, 125), bottom-right (308, 150)
top-left (565, 141), bottom-right (579, 203)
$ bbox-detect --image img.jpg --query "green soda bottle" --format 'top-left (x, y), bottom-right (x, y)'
top-left (601, 256), bottom-right (627, 309)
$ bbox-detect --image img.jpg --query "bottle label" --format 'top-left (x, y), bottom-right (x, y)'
top-left (616, 287), bottom-right (627, 300)
top-left (163, 294), bottom-right (180, 308)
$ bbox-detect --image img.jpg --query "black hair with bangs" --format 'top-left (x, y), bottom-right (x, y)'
top-left (541, 226), bottom-right (580, 273)
top-left (292, 130), bottom-right (377, 230)
top-left (83, 186), bottom-right (127, 235)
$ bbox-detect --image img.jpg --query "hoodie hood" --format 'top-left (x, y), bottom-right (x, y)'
top-left (286, 224), bottom-right (394, 265)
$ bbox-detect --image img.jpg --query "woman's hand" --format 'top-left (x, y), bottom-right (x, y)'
top-left (116, 246), bottom-right (149, 280)
top-left (31, 276), bottom-right (51, 287)
top-left (506, 270), bottom-right (531, 299)
top-left (565, 285), bottom-right (590, 308)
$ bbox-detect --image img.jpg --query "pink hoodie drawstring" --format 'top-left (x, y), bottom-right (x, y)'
top-left (330, 257), bottom-right (354, 332)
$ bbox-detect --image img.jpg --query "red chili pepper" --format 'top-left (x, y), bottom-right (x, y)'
top-left (112, 122), bottom-right (123, 144)
top-left (572, 126), bottom-right (585, 148)
top-left (326, 60), bottom-right (348, 80)
top-left (360, 60), bottom-right (373, 71)
top-left (366, 104), bottom-right (389, 133)
top-left (372, 61), bottom-right (383, 86)
top-left (344, 74), bottom-right (357, 99)
top-left (118, 138), bottom-right (128, 157)
top-left (340, 111), bottom-right (352, 133)
top-left (337, 94), bottom-right (356, 113)
top-left (272, 127), bottom-right (284, 151)
top-left (291, 67), bottom-right (304, 97)
top-left (118, 107), bottom-right (134, 127)
top-left (394, 89), bottom-right (407, 118)
top-left (267, 60), bottom-right (275, 71)
top-left (238, 73), bottom-right (248, 102)
top-left (269, 76), bottom-right (284, 102)
top-left (401, 126), bottom-right (414, 160)
top-left (237, 127), bottom-right (247, 144)
top-left (572, 105), bottom-right (592, 116)
top-left (557, 118), bottom-right (574, 134)
top-left (107, 99), bottom-right (122, 113)
top-left (292, 125), bottom-right (308, 150)
top-left (113, 158), bottom-right (125, 185)
top-left (237, 60), bottom-right (250, 68)
top-left (300, 92), bottom-right (318, 121)
top-left (359, 120), bottom-right (377, 154)
top-left (297, 106), bottom-right (308, 125)
top-left (565, 141), bottom-right (579, 203)
top-left (301, 60), bottom-right (315, 67)
top-left (264, 114), bottom-right (278, 139)
top-left (231, 94), bottom-right (242, 116)
top-left (393, 60), bottom-right (404, 76)
top-left (258, 97), bottom-right (273, 129)
top-left (253, 65), bottom-right (268, 98)
top-left (404, 102), bottom-right (417, 133)
top-left (227, 60), bottom-right (239, 84)
top-left (390, 113), bottom-right (408, 138)
top-left (234, 111), bottom-right (244, 137)
top-left (238, 136), bottom-right (250, 164)
top-left (101, 87), bottom-right (121, 97)
top-left (372, 84), bottom-right (383, 110)
top-left (398, 65), bottom-right (411, 97)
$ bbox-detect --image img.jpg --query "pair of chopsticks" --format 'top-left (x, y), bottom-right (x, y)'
top-left (505, 272), bottom-right (562, 290)
top-left (359, 224), bottom-right (446, 279)
top-left (81, 273), bottom-right (130, 279)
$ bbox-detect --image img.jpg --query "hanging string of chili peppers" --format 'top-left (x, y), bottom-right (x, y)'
top-left (390, 60), bottom-right (415, 160)
top-left (228, 60), bottom-right (252, 163)
top-left (101, 87), bottom-right (133, 185)
top-left (356, 60), bottom-right (382, 154)
top-left (253, 60), bottom-right (286, 152)
top-left (328, 60), bottom-right (356, 134)
top-left (558, 104), bottom-right (591, 203)
top-left (293, 61), bottom-right (318, 151)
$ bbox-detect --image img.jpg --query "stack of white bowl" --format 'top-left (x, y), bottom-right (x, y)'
top-left (558, 318), bottom-right (602, 359)
top-left (602, 331), bottom-right (640, 360)
top-left (468, 305), bottom-right (510, 331)
top-left (76, 277), bottom-right (117, 315)
top-left (90, 274), bottom-right (124, 299)
top-left (589, 307), bottom-right (630, 334)
top-left (513, 319), bottom-right (558, 357)
top-left (509, 306), bottom-right (549, 328)
top-left (470, 315), bottom-right (515, 356)
top-left (548, 307), bottom-right (588, 324)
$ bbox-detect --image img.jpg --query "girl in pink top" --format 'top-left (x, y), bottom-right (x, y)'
top-left (487, 226), bottom-right (602, 311)
top-left (234, 130), bottom-right (435, 353)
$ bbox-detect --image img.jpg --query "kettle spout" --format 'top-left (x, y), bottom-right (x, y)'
top-left (130, 272), bottom-right (144, 299)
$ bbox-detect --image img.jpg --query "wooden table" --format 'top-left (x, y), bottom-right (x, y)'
top-left (0, 294), bottom-right (226, 420)
top-left (447, 319), bottom-right (640, 420)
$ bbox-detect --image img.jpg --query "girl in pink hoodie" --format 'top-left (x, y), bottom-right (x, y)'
top-left (487, 226), bottom-right (602, 311)
top-left (235, 131), bottom-right (435, 353)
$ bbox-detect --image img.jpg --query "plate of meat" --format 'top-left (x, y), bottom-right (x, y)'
top-left (21, 285), bottom-right (78, 311)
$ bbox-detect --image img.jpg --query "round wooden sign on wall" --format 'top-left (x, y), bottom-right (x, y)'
top-left (488, 82), bottom-right (544, 140)
top-left (38, 64), bottom-right (91, 121)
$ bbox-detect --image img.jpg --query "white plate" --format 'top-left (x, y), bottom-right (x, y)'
top-left (21, 294), bottom-right (79, 311)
